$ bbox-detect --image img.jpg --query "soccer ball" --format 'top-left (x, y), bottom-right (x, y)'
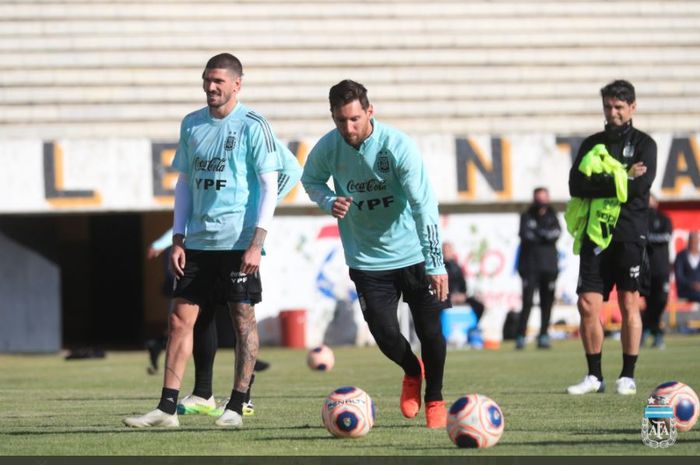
top-left (650, 381), bottom-right (699, 432)
top-left (447, 394), bottom-right (504, 448)
top-left (307, 344), bottom-right (335, 371)
top-left (321, 386), bottom-right (375, 438)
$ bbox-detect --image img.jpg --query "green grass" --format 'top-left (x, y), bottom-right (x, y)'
top-left (1, 335), bottom-right (699, 456)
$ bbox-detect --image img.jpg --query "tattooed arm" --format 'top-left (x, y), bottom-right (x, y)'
top-left (241, 227), bottom-right (266, 275)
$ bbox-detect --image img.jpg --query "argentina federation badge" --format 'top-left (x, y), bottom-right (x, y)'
top-left (642, 395), bottom-right (677, 448)
top-left (225, 132), bottom-right (237, 151)
top-left (622, 142), bottom-right (635, 159)
top-left (376, 150), bottom-right (390, 174)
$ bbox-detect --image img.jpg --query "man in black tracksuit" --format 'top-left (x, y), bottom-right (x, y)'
top-left (515, 187), bottom-right (561, 349)
top-left (566, 80), bottom-right (657, 396)
top-left (642, 194), bottom-right (672, 349)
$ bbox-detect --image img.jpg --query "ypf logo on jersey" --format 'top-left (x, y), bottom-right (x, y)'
top-left (641, 395), bottom-right (677, 448)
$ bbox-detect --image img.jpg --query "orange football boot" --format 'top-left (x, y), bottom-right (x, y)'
top-left (400, 358), bottom-right (424, 418)
top-left (425, 400), bottom-right (447, 429)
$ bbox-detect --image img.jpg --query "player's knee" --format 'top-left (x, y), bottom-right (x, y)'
top-left (620, 304), bottom-right (642, 323)
top-left (233, 312), bottom-right (256, 329)
top-left (577, 294), bottom-right (601, 319)
top-left (618, 291), bottom-right (640, 313)
top-left (414, 321), bottom-right (442, 342)
top-left (369, 324), bottom-right (401, 347)
top-left (230, 305), bottom-right (256, 331)
top-left (168, 312), bottom-right (194, 335)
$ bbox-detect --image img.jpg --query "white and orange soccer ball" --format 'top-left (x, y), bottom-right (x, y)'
top-left (321, 386), bottom-right (375, 438)
top-left (447, 393), bottom-right (504, 448)
top-left (650, 381), bottom-right (699, 432)
top-left (307, 344), bottom-right (335, 371)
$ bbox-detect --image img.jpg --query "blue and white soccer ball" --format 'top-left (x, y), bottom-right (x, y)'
top-left (651, 381), bottom-right (699, 432)
top-left (321, 386), bottom-right (375, 438)
top-left (447, 393), bottom-right (504, 448)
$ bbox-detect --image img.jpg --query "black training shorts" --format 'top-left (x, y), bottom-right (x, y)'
top-left (577, 236), bottom-right (644, 301)
top-left (172, 250), bottom-right (262, 306)
top-left (349, 262), bottom-right (450, 318)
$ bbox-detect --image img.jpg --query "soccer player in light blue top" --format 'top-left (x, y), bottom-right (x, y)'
top-left (301, 79), bottom-right (450, 429)
top-left (170, 97), bottom-right (281, 251)
top-left (124, 53), bottom-right (294, 430)
top-left (141, 139), bottom-right (301, 416)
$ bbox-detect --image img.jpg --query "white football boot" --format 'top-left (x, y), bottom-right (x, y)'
top-left (123, 409), bottom-right (179, 428)
top-left (566, 375), bottom-right (605, 395)
top-left (615, 377), bottom-right (637, 395)
top-left (215, 409), bottom-right (243, 428)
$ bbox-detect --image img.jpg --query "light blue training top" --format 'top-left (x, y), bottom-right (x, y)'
top-left (301, 119), bottom-right (445, 274)
top-left (161, 135), bottom-right (301, 251)
top-left (172, 102), bottom-right (283, 250)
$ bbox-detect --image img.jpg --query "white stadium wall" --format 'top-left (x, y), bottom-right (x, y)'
top-left (1, 133), bottom-right (699, 213)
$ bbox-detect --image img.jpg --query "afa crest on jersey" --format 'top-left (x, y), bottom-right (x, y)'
top-left (376, 151), bottom-right (390, 173)
top-left (225, 133), bottom-right (237, 151)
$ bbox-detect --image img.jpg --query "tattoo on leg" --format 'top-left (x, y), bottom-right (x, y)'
top-left (230, 303), bottom-right (259, 392)
top-left (165, 366), bottom-right (182, 384)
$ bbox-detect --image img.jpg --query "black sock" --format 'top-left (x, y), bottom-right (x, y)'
top-left (192, 308), bottom-right (217, 399)
top-left (413, 308), bottom-right (446, 402)
top-left (421, 337), bottom-right (446, 402)
top-left (192, 373), bottom-right (213, 400)
top-left (225, 390), bottom-right (247, 415)
top-left (245, 374), bottom-right (255, 404)
top-left (585, 352), bottom-right (603, 381)
top-left (620, 353), bottom-right (638, 379)
top-left (423, 363), bottom-right (445, 402)
top-left (157, 387), bottom-right (179, 415)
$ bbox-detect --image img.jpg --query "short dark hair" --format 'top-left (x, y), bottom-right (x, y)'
top-left (329, 80), bottom-right (370, 112)
top-left (600, 79), bottom-right (636, 104)
top-left (203, 53), bottom-right (243, 77)
top-left (533, 186), bottom-right (548, 196)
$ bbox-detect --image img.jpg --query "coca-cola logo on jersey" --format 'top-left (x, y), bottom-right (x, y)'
top-left (346, 179), bottom-right (387, 193)
top-left (194, 156), bottom-right (225, 172)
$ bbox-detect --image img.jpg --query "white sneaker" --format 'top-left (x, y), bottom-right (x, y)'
top-left (215, 409), bottom-right (243, 428)
top-left (567, 375), bottom-right (605, 395)
top-left (217, 398), bottom-right (255, 417)
top-left (177, 394), bottom-right (217, 415)
top-left (615, 377), bottom-right (637, 395)
top-left (123, 409), bottom-right (179, 428)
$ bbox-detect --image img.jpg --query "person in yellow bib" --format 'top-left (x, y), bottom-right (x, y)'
top-left (566, 80), bottom-right (657, 396)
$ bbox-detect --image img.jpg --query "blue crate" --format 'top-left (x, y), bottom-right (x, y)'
top-left (441, 305), bottom-right (478, 345)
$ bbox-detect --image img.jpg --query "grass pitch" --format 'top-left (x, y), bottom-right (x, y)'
top-left (1, 334), bottom-right (699, 456)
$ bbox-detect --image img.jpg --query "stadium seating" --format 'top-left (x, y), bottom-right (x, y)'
top-left (1, 0), bottom-right (699, 139)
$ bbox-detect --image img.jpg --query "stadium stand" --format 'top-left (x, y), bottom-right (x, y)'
top-left (0, 0), bottom-right (699, 139)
